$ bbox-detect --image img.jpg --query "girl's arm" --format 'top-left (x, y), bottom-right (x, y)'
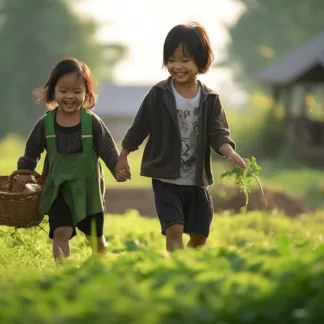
top-left (17, 117), bottom-right (46, 171)
top-left (92, 114), bottom-right (119, 178)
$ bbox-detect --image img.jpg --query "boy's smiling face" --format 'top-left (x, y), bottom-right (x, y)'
top-left (166, 45), bottom-right (199, 85)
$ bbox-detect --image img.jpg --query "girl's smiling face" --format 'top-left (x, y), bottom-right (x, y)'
top-left (54, 73), bottom-right (86, 113)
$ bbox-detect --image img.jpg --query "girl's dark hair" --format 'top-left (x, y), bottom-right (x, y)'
top-left (33, 57), bottom-right (97, 109)
top-left (163, 22), bottom-right (214, 74)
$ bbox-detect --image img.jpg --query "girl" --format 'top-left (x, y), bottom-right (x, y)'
top-left (15, 57), bottom-right (128, 261)
top-left (115, 22), bottom-right (246, 252)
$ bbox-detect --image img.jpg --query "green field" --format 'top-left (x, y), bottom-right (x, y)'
top-left (2, 133), bottom-right (324, 323)
top-left (1, 211), bottom-right (324, 323)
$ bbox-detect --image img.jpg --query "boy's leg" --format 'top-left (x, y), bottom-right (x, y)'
top-left (77, 212), bottom-right (107, 253)
top-left (165, 223), bottom-right (184, 251)
top-left (152, 179), bottom-right (185, 252)
top-left (187, 233), bottom-right (207, 249)
top-left (183, 186), bottom-right (214, 249)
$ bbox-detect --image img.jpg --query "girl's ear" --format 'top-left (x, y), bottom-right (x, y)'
top-left (83, 94), bottom-right (89, 108)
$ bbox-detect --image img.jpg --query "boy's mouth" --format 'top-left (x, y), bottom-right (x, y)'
top-left (174, 72), bottom-right (187, 77)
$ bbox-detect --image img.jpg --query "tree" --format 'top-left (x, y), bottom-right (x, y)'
top-left (0, 0), bottom-right (127, 137)
top-left (218, 0), bottom-right (324, 90)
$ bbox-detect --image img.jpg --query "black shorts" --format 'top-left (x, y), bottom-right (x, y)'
top-left (48, 192), bottom-right (104, 240)
top-left (152, 179), bottom-right (214, 238)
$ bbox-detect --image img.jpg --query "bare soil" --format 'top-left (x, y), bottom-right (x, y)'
top-left (104, 184), bottom-right (309, 218)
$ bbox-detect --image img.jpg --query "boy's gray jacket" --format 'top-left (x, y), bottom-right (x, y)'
top-left (122, 77), bottom-right (236, 187)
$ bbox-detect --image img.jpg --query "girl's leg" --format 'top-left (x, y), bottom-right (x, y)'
top-left (53, 226), bottom-right (74, 260)
top-left (86, 235), bottom-right (108, 253)
top-left (77, 212), bottom-right (107, 254)
top-left (48, 192), bottom-right (76, 262)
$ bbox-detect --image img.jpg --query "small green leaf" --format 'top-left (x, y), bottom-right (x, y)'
top-left (220, 156), bottom-right (265, 211)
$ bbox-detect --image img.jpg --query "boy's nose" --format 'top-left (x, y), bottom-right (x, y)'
top-left (173, 63), bottom-right (183, 70)
top-left (173, 66), bottom-right (183, 72)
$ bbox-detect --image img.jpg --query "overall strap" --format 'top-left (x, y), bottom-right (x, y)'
top-left (43, 110), bottom-right (57, 153)
top-left (81, 108), bottom-right (93, 151)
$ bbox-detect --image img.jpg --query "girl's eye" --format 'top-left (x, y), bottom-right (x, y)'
top-left (60, 90), bottom-right (67, 93)
top-left (182, 60), bottom-right (190, 63)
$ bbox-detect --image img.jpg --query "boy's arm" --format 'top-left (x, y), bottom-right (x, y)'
top-left (17, 117), bottom-right (46, 171)
top-left (115, 92), bottom-right (152, 179)
top-left (208, 96), bottom-right (246, 168)
top-left (121, 93), bottom-right (151, 153)
top-left (207, 95), bottom-right (236, 157)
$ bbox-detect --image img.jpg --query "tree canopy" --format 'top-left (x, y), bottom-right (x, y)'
top-left (219, 0), bottom-right (324, 90)
top-left (0, 0), bottom-right (126, 137)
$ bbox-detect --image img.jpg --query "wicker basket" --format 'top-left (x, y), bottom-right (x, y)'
top-left (0, 170), bottom-right (45, 228)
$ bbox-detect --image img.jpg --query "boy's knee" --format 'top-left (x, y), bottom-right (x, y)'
top-left (188, 233), bottom-right (207, 248)
top-left (165, 223), bottom-right (184, 239)
top-left (53, 227), bottom-right (73, 240)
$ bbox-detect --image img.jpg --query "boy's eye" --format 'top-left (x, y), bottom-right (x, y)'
top-left (182, 59), bottom-right (190, 63)
top-left (60, 90), bottom-right (67, 93)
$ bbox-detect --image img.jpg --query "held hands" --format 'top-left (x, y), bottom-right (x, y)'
top-left (115, 155), bottom-right (131, 182)
top-left (227, 152), bottom-right (246, 169)
top-left (115, 168), bottom-right (130, 182)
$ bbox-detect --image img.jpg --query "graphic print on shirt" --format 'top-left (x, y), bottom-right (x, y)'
top-left (177, 106), bottom-right (199, 172)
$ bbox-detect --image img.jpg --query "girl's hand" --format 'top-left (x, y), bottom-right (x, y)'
top-left (227, 152), bottom-right (246, 169)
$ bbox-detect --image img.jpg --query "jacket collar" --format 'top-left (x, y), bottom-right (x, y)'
top-left (155, 76), bottom-right (218, 97)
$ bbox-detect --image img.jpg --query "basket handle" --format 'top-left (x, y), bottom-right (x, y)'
top-left (8, 169), bottom-right (44, 191)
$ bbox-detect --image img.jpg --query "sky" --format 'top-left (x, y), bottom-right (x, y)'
top-left (75, 0), bottom-right (246, 105)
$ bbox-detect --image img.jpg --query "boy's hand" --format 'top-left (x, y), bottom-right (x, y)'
top-left (227, 152), bottom-right (246, 169)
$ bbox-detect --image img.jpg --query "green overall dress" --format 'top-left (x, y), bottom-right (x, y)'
top-left (39, 108), bottom-right (104, 225)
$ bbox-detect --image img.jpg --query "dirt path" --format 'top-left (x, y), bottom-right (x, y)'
top-left (104, 185), bottom-right (309, 217)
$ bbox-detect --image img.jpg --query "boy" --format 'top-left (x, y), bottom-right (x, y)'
top-left (116, 22), bottom-right (246, 251)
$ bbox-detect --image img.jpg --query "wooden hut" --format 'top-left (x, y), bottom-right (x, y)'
top-left (258, 31), bottom-right (324, 165)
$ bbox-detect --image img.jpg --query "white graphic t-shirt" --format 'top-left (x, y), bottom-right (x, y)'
top-left (158, 79), bottom-right (201, 186)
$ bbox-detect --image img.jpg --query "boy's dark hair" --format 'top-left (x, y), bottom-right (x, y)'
top-left (33, 57), bottom-right (97, 109)
top-left (163, 22), bottom-right (214, 74)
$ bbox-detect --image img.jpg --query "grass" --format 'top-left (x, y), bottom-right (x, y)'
top-left (1, 210), bottom-right (324, 323)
